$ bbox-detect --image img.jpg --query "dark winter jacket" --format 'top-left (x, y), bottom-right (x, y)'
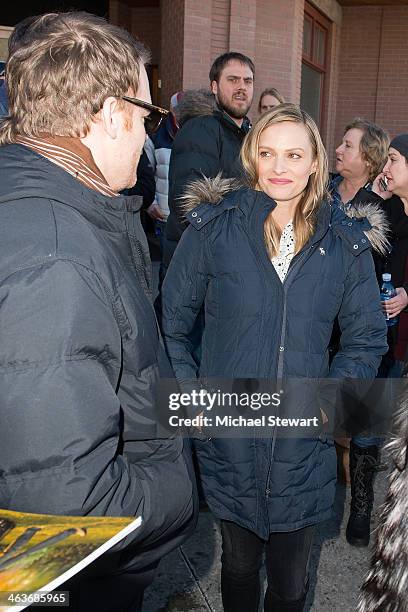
top-left (163, 93), bottom-right (250, 268)
top-left (0, 143), bottom-right (196, 570)
top-left (382, 196), bottom-right (408, 360)
top-left (161, 177), bottom-right (388, 537)
top-left (329, 175), bottom-right (388, 283)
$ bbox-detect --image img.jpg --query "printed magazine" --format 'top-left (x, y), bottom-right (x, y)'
top-left (0, 509), bottom-right (142, 611)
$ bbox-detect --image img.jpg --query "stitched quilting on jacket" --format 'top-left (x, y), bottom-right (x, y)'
top-left (162, 177), bottom-right (388, 538)
top-left (0, 143), bottom-right (196, 570)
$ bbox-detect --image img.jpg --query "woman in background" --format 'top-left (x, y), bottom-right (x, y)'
top-left (329, 118), bottom-right (390, 548)
top-left (258, 87), bottom-right (285, 115)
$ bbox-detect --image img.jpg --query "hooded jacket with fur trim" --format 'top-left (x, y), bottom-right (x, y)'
top-left (161, 178), bottom-right (388, 537)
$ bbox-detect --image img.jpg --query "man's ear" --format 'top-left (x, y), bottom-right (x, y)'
top-left (100, 96), bottom-right (121, 140)
top-left (210, 80), bottom-right (218, 96)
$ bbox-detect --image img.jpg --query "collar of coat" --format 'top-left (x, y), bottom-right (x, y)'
top-left (180, 174), bottom-right (390, 256)
top-left (15, 133), bottom-right (118, 197)
top-left (214, 109), bottom-right (251, 134)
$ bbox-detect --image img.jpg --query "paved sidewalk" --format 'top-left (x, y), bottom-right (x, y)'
top-left (143, 471), bottom-right (388, 612)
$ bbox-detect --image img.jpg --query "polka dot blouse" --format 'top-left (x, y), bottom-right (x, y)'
top-left (271, 221), bottom-right (295, 282)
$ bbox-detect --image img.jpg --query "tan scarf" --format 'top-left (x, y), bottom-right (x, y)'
top-left (15, 134), bottom-right (118, 197)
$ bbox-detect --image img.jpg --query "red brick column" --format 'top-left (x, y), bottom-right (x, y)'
top-left (334, 6), bottom-right (383, 153)
top-left (253, 0), bottom-right (304, 121)
top-left (229, 0), bottom-right (257, 62)
top-left (182, 0), bottom-right (212, 89)
top-left (160, 0), bottom-right (185, 106)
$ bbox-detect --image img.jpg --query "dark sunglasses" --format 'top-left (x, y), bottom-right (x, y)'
top-left (121, 96), bottom-right (169, 135)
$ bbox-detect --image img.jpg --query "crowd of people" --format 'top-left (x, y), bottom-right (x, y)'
top-left (0, 10), bottom-right (407, 612)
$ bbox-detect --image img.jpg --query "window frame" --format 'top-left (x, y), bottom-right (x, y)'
top-left (301, 2), bottom-right (332, 135)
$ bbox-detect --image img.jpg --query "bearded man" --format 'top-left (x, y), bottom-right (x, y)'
top-left (162, 52), bottom-right (255, 271)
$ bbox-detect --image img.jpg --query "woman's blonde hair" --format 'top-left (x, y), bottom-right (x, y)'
top-left (240, 103), bottom-right (329, 258)
top-left (258, 87), bottom-right (285, 113)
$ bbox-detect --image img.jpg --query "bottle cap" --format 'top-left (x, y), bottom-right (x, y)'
top-left (382, 273), bottom-right (391, 281)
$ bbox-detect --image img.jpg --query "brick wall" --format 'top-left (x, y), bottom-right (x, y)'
top-left (130, 7), bottom-right (161, 65)
top-left (334, 6), bottom-right (382, 159)
top-left (375, 8), bottom-right (408, 139)
top-left (160, 0), bottom-right (185, 106)
top-left (229, 0), bottom-right (256, 63)
top-left (182, 0), bottom-right (212, 89)
top-left (211, 0), bottom-right (230, 59)
top-left (335, 6), bottom-right (408, 169)
top-left (254, 0), bottom-right (304, 118)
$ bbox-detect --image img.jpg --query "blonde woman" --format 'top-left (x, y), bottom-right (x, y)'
top-left (162, 104), bottom-right (387, 612)
top-left (258, 86), bottom-right (285, 114)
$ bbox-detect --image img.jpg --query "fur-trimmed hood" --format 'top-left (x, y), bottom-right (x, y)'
top-left (174, 89), bottom-right (217, 127)
top-left (358, 392), bottom-right (408, 612)
top-left (338, 200), bottom-right (390, 256)
top-left (179, 174), bottom-right (243, 211)
top-left (180, 175), bottom-right (390, 255)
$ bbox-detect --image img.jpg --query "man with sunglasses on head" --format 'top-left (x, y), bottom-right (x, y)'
top-left (0, 12), bottom-right (196, 611)
top-left (162, 51), bottom-right (255, 272)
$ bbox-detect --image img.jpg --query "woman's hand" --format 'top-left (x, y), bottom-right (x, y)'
top-left (372, 172), bottom-right (392, 200)
top-left (382, 287), bottom-right (408, 318)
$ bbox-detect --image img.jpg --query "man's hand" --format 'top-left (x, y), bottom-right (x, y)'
top-left (146, 201), bottom-right (166, 220)
top-left (382, 286), bottom-right (408, 318)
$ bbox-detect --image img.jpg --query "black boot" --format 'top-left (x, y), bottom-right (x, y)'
top-left (346, 441), bottom-right (379, 547)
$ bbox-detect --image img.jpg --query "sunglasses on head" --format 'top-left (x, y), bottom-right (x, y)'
top-left (121, 96), bottom-right (169, 135)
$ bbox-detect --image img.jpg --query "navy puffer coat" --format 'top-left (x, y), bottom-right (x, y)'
top-left (162, 178), bottom-right (388, 538)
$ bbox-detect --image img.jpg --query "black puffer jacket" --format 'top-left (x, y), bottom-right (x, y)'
top-left (163, 92), bottom-right (250, 269)
top-left (0, 143), bottom-right (196, 570)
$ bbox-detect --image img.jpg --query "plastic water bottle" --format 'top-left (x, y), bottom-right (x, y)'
top-left (380, 273), bottom-right (398, 327)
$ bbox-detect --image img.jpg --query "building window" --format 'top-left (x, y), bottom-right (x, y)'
top-left (300, 3), bottom-right (330, 130)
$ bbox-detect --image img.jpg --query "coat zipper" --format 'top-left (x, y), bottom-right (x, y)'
top-left (126, 210), bottom-right (152, 299)
top-left (264, 245), bottom-right (315, 498)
